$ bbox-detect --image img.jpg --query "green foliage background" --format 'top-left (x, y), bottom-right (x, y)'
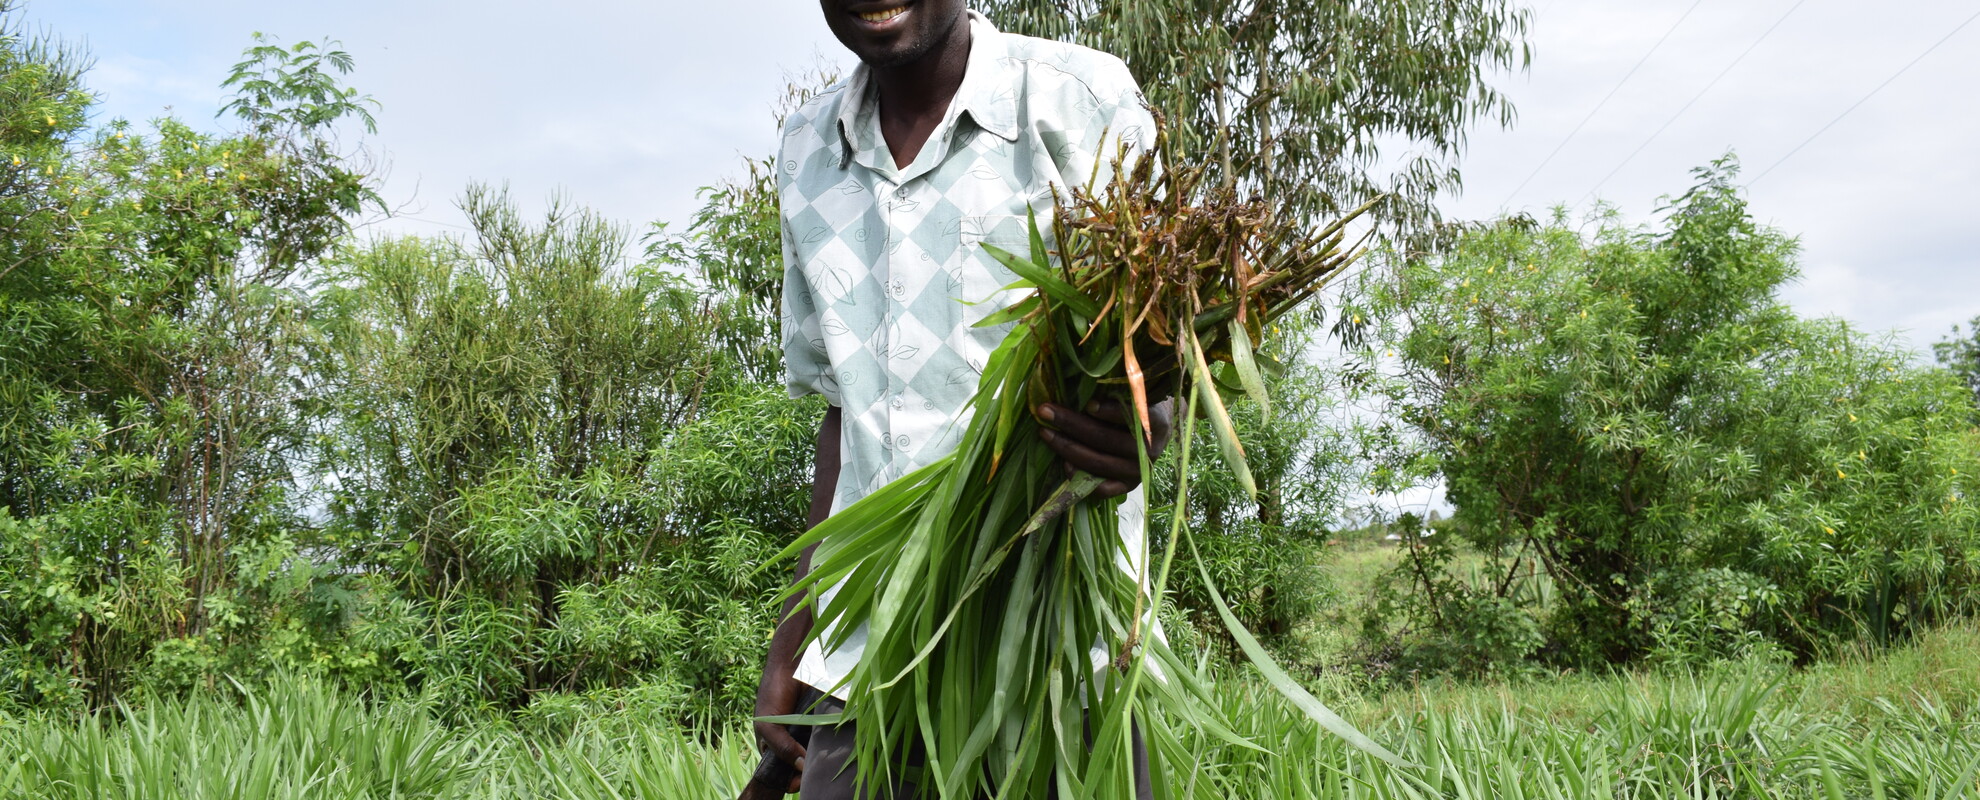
top-left (1347, 159), bottom-right (1980, 679)
top-left (3, 0), bottom-right (1978, 746)
top-left (0, 14), bottom-right (819, 721)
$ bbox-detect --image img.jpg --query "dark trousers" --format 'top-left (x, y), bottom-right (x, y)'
top-left (797, 697), bottom-right (1153, 800)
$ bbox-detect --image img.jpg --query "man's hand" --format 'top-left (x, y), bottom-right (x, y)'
top-left (752, 634), bottom-right (808, 794)
top-left (1036, 396), bottom-right (1176, 498)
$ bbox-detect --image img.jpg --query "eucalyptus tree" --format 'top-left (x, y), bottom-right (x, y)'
top-left (978, 0), bottom-right (1530, 231)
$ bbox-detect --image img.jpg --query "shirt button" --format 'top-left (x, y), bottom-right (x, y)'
top-left (892, 396), bottom-right (905, 409)
top-left (895, 185), bottom-right (911, 199)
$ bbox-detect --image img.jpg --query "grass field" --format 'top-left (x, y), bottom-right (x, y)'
top-left (4, 621), bottom-right (1976, 799)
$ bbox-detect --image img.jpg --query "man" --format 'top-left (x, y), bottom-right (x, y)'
top-left (756, 2), bottom-right (1170, 796)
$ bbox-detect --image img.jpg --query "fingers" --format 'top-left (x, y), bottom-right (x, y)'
top-left (1040, 403), bottom-right (1138, 456)
top-left (1092, 478), bottom-right (1134, 498)
top-left (1084, 398), bottom-right (1175, 453)
top-left (754, 721), bottom-right (808, 775)
top-left (1084, 398), bottom-right (1128, 425)
top-left (1039, 425), bottom-right (1140, 483)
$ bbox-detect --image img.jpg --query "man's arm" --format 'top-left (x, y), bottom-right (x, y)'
top-left (753, 405), bottom-right (841, 792)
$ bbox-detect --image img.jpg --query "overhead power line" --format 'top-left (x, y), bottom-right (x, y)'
top-left (1581, 0), bottom-right (1808, 202)
top-left (1498, 0), bottom-right (1706, 209)
top-left (1748, 7), bottom-right (1980, 186)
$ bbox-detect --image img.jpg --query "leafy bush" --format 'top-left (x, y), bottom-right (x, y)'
top-left (0, 14), bottom-right (375, 710)
top-left (312, 188), bottom-right (819, 721)
top-left (1935, 315), bottom-right (1980, 417)
top-left (1351, 157), bottom-right (1980, 675)
top-left (1, 8), bottom-right (819, 722)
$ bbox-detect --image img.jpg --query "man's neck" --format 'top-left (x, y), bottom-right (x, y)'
top-left (871, 16), bottom-right (972, 170)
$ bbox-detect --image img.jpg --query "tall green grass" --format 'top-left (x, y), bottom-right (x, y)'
top-left (3, 623), bottom-right (1976, 799)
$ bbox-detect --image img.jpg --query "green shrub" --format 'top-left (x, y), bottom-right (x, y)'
top-left (1352, 157), bottom-right (1980, 675)
top-left (0, 12), bottom-right (375, 709)
top-left (311, 187), bottom-right (817, 721)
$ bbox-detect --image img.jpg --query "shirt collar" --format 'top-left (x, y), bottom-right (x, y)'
top-left (833, 11), bottom-right (1019, 170)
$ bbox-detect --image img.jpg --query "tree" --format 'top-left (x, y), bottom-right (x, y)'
top-left (1353, 158), bottom-right (1980, 673)
top-left (977, 0), bottom-right (1530, 230)
top-left (313, 186), bottom-right (822, 717)
top-left (0, 16), bottom-right (377, 708)
top-left (1935, 316), bottom-right (1980, 414)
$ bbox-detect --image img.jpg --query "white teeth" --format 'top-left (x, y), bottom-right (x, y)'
top-left (857, 6), bottom-right (907, 22)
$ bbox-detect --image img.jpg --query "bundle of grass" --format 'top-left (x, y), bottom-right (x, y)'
top-left (768, 125), bottom-right (1399, 798)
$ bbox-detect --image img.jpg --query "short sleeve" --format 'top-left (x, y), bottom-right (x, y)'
top-left (779, 152), bottom-right (841, 405)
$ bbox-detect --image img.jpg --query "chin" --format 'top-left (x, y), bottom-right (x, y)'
top-left (855, 43), bottom-right (930, 68)
top-left (828, 0), bottom-right (964, 69)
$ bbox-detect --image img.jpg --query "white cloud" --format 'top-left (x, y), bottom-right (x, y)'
top-left (1449, 0), bottom-right (1980, 355)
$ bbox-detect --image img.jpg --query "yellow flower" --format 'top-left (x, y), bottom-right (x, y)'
top-left (1858, 450), bottom-right (1866, 461)
top-left (1579, 309), bottom-right (1587, 319)
top-left (44, 116), bottom-right (54, 127)
top-left (1352, 314), bottom-right (1361, 325)
top-left (1386, 350), bottom-right (1394, 358)
top-left (1443, 355), bottom-right (1451, 365)
top-left (1849, 414), bottom-right (1858, 422)
top-left (1824, 526), bottom-right (1835, 535)
top-left (1838, 469), bottom-right (1848, 480)
top-left (1487, 265), bottom-right (1496, 275)
top-left (9, 156), bottom-right (17, 167)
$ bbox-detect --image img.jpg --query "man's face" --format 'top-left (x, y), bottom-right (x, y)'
top-left (818, 0), bottom-right (969, 68)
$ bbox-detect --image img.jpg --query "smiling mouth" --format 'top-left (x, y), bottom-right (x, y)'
top-left (855, 4), bottom-right (909, 24)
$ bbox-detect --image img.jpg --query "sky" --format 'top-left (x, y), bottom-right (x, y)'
top-left (17, 0), bottom-right (1980, 356)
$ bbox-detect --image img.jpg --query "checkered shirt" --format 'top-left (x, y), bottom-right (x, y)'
top-left (779, 11), bottom-right (1157, 696)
